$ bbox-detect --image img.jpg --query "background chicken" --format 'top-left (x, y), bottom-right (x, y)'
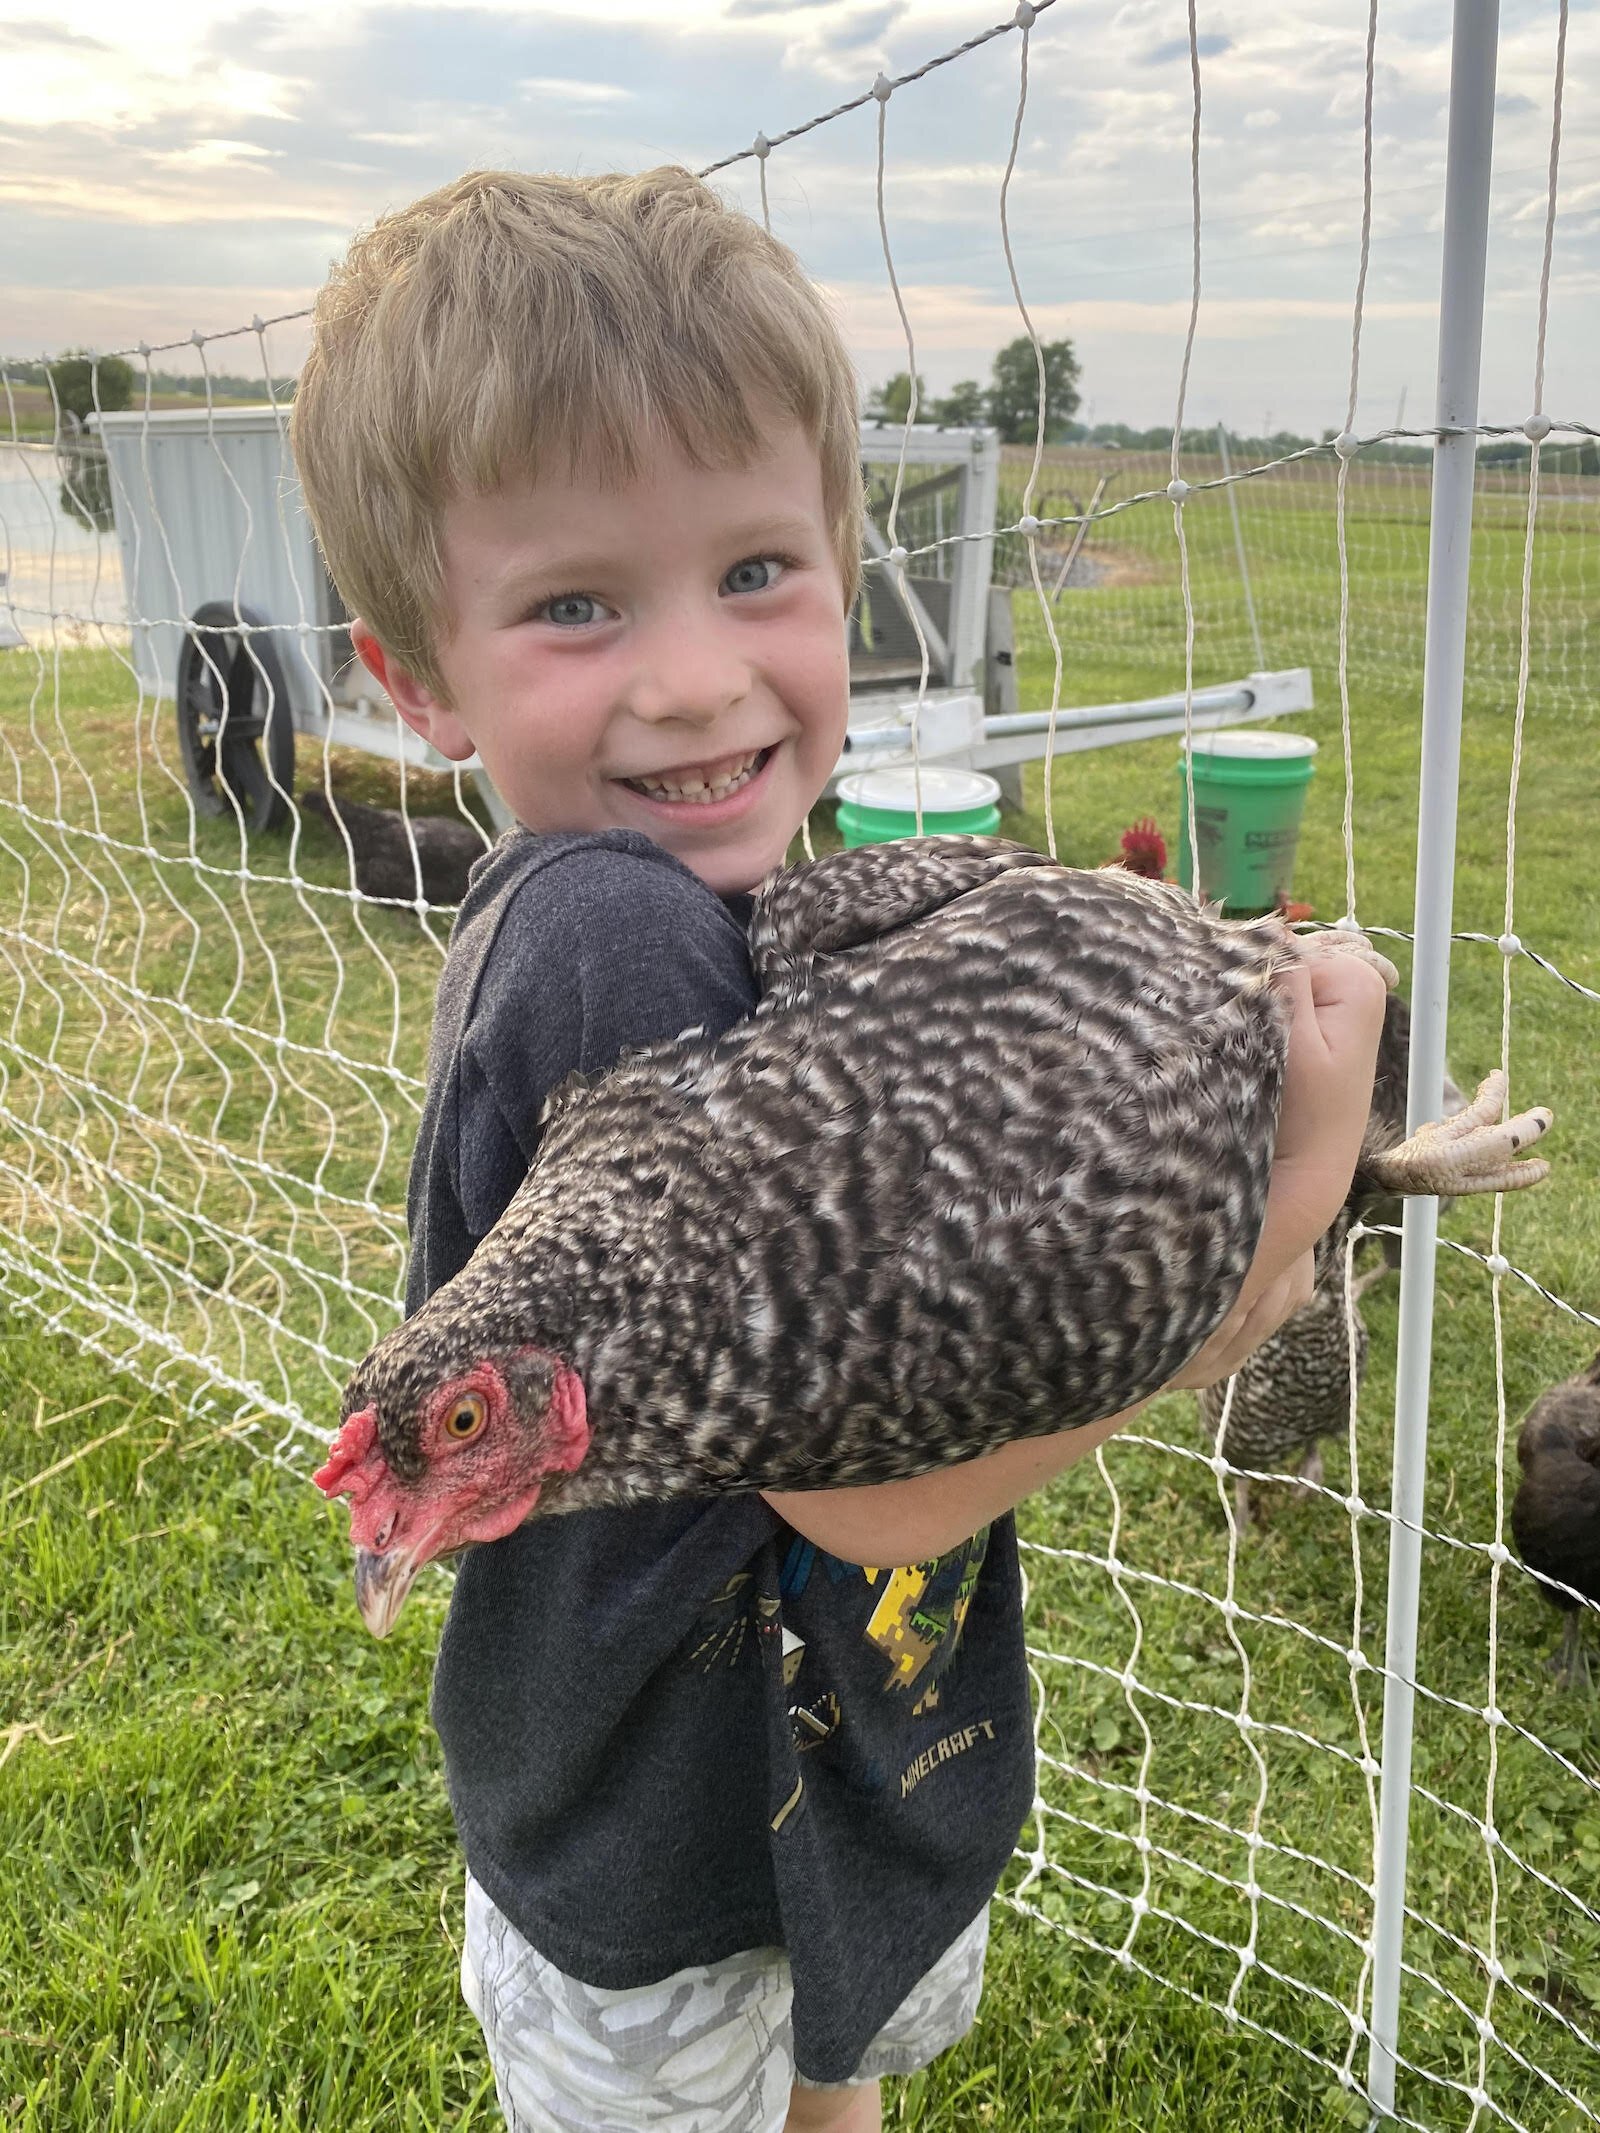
top-left (1109, 818), bottom-right (1168, 880)
top-left (300, 788), bottom-right (487, 907)
top-left (315, 836), bottom-right (1553, 1636)
top-left (1199, 996), bottom-right (1472, 1522)
top-left (1201, 1258), bottom-right (1391, 1524)
top-left (1511, 1352), bottom-right (1600, 1690)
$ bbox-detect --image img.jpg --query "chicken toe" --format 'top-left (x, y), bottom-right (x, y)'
top-left (1364, 1070), bottom-right (1552, 1197)
top-left (1292, 927), bottom-right (1400, 992)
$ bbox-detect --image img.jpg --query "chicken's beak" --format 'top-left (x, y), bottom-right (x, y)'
top-left (354, 1545), bottom-right (419, 1639)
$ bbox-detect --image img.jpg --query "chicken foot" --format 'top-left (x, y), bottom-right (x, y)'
top-left (1363, 1070), bottom-right (1552, 1197)
top-left (1289, 926), bottom-right (1400, 991)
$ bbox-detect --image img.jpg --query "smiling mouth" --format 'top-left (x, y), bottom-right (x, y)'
top-left (619, 746), bottom-right (772, 804)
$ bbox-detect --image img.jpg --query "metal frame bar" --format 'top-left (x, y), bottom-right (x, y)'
top-left (859, 513), bottom-right (951, 679)
top-left (1367, 0), bottom-right (1500, 2115)
top-left (859, 423), bottom-right (999, 691)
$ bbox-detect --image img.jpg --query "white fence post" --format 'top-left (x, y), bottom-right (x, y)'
top-left (1366, 0), bottom-right (1500, 2116)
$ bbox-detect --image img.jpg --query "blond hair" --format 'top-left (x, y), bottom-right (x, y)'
top-left (292, 167), bottom-right (863, 701)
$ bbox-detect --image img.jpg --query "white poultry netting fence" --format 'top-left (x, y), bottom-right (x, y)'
top-left (3, 2), bottom-right (1598, 2125)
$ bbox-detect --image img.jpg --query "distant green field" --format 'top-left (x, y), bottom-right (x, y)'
top-left (2, 455), bottom-right (1597, 2129)
top-left (4, 381), bottom-right (271, 437)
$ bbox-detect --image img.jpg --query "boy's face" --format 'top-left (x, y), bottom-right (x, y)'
top-left (357, 422), bottom-right (851, 897)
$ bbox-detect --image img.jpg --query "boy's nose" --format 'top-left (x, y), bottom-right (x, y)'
top-left (624, 612), bottom-right (753, 728)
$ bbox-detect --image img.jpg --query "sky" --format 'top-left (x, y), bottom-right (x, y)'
top-left (2, 0), bottom-right (1596, 435)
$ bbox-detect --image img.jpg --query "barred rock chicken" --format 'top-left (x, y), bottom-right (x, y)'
top-left (314, 837), bottom-right (1553, 1636)
top-left (1201, 1259), bottom-right (1391, 1525)
top-left (300, 789), bottom-right (487, 907)
top-left (1199, 995), bottom-right (1470, 1522)
top-left (1512, 1353), bottom-right (1600, 1690)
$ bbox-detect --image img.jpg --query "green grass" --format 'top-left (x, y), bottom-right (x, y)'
top-left (2, 461), bottom-right (1598, 2128)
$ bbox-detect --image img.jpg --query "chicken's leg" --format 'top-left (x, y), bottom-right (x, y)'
top-left (1550, 1611), bottom-right (1593, 1695)
top-left (1292, 1442), bottom-right (1326, 1502)
top-left (1363, 1071), bottom-right (1552, 1197)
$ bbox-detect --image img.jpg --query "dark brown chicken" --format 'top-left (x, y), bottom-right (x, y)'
top-left (300, 788), bottom-right (488, 907)
top-left (315, 837), bottom-right (1553, 1635)
top-left (1512, 1352), bottom-right (1600, 1690)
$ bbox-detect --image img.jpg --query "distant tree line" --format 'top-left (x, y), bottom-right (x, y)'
top-left (4, 354), bottom-right (297, 405)
top-left (865, 335), bottom-right (1082, 444)
top-left (4, 351), bottom-right (296, 533)
top-left (862, 355), bottom-right (1600, 477)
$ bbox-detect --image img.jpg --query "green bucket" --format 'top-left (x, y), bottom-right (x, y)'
top-left (835, 765), bottom-right (1003, 847)
top-left (1175, 730), bottom-right (1318, 915)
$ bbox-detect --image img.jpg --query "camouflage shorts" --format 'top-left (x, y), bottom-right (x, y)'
top-left (462, 1874), bottom-right (989, 2133)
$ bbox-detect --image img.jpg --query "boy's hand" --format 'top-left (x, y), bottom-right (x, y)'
top-left (1167, 927), bottom-right (1394, 1395)
top-left (1267, 928), bottom-right (1396, 1261)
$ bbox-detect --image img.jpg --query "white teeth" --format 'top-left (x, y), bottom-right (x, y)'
top-left (626, 749), bottom-right (765, 804)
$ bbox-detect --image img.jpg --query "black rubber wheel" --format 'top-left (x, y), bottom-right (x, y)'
top-left (175, 602), bottom-right (296, 834)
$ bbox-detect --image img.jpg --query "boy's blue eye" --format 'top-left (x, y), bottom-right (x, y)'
top-left (722, 557), bottom-right (785, 596)
top-left (541, 593), bottom-right (601, 627)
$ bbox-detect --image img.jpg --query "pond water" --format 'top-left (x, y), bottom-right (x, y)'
top-left (0, 441), bottom-right (128, 648)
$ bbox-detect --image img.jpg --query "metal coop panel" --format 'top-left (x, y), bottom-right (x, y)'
top-left (94, 407), bottom-right (333, 725)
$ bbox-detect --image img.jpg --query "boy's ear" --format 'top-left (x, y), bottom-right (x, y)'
top-left (349, 620), bottom-right (476, 762)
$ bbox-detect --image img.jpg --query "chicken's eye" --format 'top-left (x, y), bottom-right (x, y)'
top-left (443, 1391), bottom-right (488, 1442)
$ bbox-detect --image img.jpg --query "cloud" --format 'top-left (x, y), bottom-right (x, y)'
top-left (826, 2), bottom-right (907, 47)
top-left (723, 0), bottom-right (906, 40)
top-left (0, 19), bottom-right (110, 52)
top-left (150, 138), bottom-right (284, 169)
top-left (516, 77), bottom-right (636, 105)
top-left (1, 282), bottom-right (315, 368)
top-left (1142, 31), bottom-right (1233, 65)
top-left (831, 278), bottom-right (1439, 350)
top-left (1, 0), bottom-right (1596, 430)
top-left (725, 0), bottom-right (838, 15)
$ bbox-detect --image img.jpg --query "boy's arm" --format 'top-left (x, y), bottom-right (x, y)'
top-left (762, 938), bottom-right (1392, 1566)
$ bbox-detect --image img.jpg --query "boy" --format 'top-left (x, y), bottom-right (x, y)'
top-left (292, 167), bottom-right (1388, 2132)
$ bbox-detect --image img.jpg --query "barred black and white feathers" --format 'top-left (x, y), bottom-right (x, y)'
top-left (320, 836), bottom-right (1555, 1634)
top-left (340, 837), bottom-right (1293, 1514)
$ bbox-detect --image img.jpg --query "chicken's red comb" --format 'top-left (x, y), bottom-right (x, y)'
top-left (1119, 818), bottom-right (1168, 875)
top-left (313, 1408), bottom-right (381, 1499)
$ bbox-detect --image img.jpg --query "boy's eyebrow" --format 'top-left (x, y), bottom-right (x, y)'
top-left (716, 514), bottom-right (826, 553)
top-left (483, 516), bottom-right (825, 603)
